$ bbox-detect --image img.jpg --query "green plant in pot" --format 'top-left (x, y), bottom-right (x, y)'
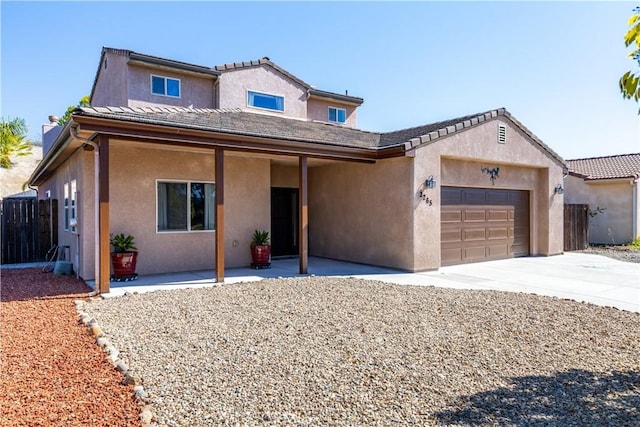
top-left (250, 229), bottom-right (271, 269)
top-left (110, 233), bottom-right (138, 278)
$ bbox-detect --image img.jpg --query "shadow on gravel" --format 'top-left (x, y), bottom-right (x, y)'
top-left (436, 369), bottom-right (640, 426)
top-left (0, 267), bottom-right (92, 302)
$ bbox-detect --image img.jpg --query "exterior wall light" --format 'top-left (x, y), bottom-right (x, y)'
top-left (425, 176), bottom-right (436, 189)
top-left (554, 184), bottom-right (564, 195)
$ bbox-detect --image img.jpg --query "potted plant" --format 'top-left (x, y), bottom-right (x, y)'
top-left (110, 233), bottom-right (138, 279)
top-left (250, 229), bottom-right (271, 269)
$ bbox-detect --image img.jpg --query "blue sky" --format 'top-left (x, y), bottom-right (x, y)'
top-left (1, 1), bottom-right (639, 160)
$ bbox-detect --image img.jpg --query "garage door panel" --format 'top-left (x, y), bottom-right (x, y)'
top-left (488, 209), bottom-right (510, 221)
top-left (441, 187), bottom-right (529, 266)
top-left (463, 228), bottom-right (486, 241)
top-left (441, 229), bottom-right (462, 243)
top-left (442, 210), bottom-right (462, 223)
top-left (488, 244), bottom-right (509, 257)
top-left (464, 210), bottom-right (486, 222)
top-left (488, 227), bottom-right (509, 240)
top-left (463, 246), bottom-right (486, 261)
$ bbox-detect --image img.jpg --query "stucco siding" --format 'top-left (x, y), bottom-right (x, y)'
top-left (307, 99), bottom-right (358, 128)
top-left (218, 66), bottom-right (307, 119)
top-left (127, 64), bottom-right (216, 109)
top-left (309, 158), bottom-right (414, 270)
top-left (564, 175), bottom-right (635, 244)
top-left (412, 118), bottom-right (564, 270)
top-left (271, 164), bottom-right (299, 188)
top-left (91, 52), bottom-right (128, 107)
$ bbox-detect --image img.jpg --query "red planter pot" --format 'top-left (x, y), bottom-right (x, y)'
top-left (250, 245), bottom-right (271, 266)
top-left (111, 252), bottom-right (138, 277)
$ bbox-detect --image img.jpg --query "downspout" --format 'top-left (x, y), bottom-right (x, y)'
top-left (70, 126), bottom-right (101, 295)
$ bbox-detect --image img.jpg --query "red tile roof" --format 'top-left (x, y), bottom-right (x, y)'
top-left (567, 153), bottom-right (640, 180)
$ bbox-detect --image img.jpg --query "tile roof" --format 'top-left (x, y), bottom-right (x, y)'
top-left (75, 106), bottom-right (382, 150)
top-left (72, 106), bottom-right (564, 166)
top-left (567, 153), bottom-right (640, 180)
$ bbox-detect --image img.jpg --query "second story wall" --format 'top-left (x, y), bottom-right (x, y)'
top-left (307, 98), bottom-right (359, 128)
top-left (218, 66), bottom-right (307, 119)
top-left (91, 51), bottom-right (129, 107)
top-left (127, 64), bottom-right (216, 109)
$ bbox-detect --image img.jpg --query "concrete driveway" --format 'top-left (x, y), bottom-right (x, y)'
top-left (359, 253), bottom-right (640, 313)
top-left (96, 252), bottom-right (639, 312)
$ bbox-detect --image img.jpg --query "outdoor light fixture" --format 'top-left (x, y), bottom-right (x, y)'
top-left (425, 176), bottom-right (436, 189)
top-left (554, 184), bottom-right (564, 195)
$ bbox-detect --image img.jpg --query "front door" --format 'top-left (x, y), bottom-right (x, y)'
top-left (271, 187), bottom-right (299, 257)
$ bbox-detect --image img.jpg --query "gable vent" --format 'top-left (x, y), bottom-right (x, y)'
top-left (497, 123), bottom-right (507, 144)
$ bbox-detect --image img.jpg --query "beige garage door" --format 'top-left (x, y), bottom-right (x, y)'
top-left (441, 187), bottom-right (530, 266)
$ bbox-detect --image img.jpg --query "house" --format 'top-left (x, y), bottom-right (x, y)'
top-left (28, 47), bottom-right (566, 293)
top-left (565, 154), bottom-right (640, 245)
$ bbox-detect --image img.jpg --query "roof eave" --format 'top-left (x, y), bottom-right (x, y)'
top-left (308, 89), bottom-right (364, 106)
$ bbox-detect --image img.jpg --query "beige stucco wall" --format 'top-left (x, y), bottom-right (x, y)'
top-left (412, 118), bottom-right (565, 270)
top-left (307, 98), bottom-right (358, 128)
top-left (564, 175), bottom-right (637, 244)
top-left (127, 64), bottom-right (216, 109)
top-left (218, 66), bottom-right (307, 119)
top-left (91, 52), bottom-right (129, 107)
top-left (271, 164), bottom-right (299, 188)
top-left (309, 157), bottom-right (415, 270)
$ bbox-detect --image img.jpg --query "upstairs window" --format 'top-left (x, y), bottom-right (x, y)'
top-left (247, 90), bottom-right (284, 112)
top-left (151, 75), bottom-right (181, 97)
top-left (328, 107), bottom-right (346, 124)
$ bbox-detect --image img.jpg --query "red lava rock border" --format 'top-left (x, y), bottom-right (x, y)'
top-left (0, 268), bottom-right (145, 426)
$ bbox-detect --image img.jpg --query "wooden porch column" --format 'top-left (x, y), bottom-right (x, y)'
top-left (215, 149), bottom-right (225, 282)
top-left (98, 136), bottom-right (110, 293)
top-left (299, 156), bottom-right (308, 274)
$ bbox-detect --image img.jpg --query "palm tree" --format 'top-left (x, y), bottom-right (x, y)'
top-left (0, 117), bottom-right (33, 169)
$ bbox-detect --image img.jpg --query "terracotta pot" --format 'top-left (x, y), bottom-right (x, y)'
top-left (111, 252), bottom-right (138, 277)
top-left (250, 245), bottom-right (271, 265)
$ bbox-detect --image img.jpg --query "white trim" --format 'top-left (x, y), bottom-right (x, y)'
top-left (328, 106), bottom-right (347, 124)
top-left (150, 74), bottom-right (181, 98)
top-left (246, 89), bottom-right (285, 112)
top-left (155, 179), bottom-right (216, 233)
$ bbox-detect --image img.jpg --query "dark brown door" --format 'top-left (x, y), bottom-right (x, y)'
top-left (271, 188), bottom-right (299, 257)
top-left (441, 187), bottom-right (529, 266)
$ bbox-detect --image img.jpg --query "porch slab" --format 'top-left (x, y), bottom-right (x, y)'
top-left (86, 254), bottom-right (639, 313)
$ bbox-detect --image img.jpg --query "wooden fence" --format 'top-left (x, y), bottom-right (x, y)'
top-left (564, 204), bottom-right (589, 251)
top-left (1, 198), bottom-right (57, 264)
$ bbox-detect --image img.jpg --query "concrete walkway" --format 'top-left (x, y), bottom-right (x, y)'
top-left (89, 253), bottom-right (640, 313)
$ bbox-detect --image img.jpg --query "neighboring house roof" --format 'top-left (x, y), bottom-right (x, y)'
top-left (567, 153), bottom-right (640, 180)
top-left (3, 189), bottom-right (37, 199)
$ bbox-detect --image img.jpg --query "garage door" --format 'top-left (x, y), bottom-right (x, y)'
top-left (441, 187), bottom-right (530, 266)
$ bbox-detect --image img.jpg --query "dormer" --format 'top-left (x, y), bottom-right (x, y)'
top-left (90, 47), bottom-right (220, 109)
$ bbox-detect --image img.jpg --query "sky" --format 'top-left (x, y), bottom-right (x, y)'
top-left (1, 0), bottom-right (639, 160)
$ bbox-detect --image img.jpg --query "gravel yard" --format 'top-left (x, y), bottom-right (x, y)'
top-left (83, 276), bottom-right (640, 426)
top-left (577, 245), bottom-right (640, 264)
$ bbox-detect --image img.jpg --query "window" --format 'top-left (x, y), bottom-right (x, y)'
top-left (151, 75), bottom-right (181, 97)
top-left (70, 180), bottom-right (77, 233)
top-left (247, 90), bottom-right (284, 111)
top-left (63, 183), bottom-right (69, 231)
top-left (328, 107), bottom-right (346, 124)
top-left (157, 181), bottom-right (215, 232)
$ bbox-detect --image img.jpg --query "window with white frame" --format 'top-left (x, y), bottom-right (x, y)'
top-left (70, 179), bottom-right (77, 233)
top-left (151, 75), bottom-right (181, 97)
top-left (328, 107), bottom-right (346, 124)
top-left (247, 90), bottom-right (284, 112)
top-left (63, 183), bottom-right (69, 231)
top-left (157, 181), bottom-right (215, 232)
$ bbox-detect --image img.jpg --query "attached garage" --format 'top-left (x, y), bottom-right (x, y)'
top-left (441, 187), bottom-right (530, 266)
